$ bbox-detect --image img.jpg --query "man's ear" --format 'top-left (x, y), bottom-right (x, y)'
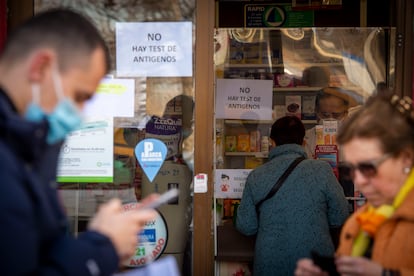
top-left (27, 49), bottom-right (55, 82)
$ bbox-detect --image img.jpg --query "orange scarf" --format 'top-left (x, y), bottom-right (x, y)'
top-left (351, 169), bottom-right (414, 256)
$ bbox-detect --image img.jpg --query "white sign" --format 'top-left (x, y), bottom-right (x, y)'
top-left (215, 78), bottom-right (273, 120)
top-left (215, 169), bottom-right (252, 198)
top-left (116, 22), bottom-right (193, 77)
top-left (83, 78), bottom-right (135, 118)
top-left (194, 173), bottom-right (208, 193)
top-left (115, 256), bottom-right (179, 276)
top-left (122, 207), bottom-right (168, 267)
top-left (57, 118), bottom-right (114, 182)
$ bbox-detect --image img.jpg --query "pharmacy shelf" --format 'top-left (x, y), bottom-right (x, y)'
top-left (273, 87), bottom-right (322, 92)
top-left (224, 119), bottom-right (316, 125)
top-left (225, 152), bottom-right (268, 158)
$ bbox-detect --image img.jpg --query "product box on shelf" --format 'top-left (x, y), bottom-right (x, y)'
top-left (273, 105), bottom-right (286, 120)
top-left (229, 39), bottom-right (244, 64)
top-left (261, 136), bottom-right (269, 154)
top-left (285, 95), bottom-right (302, 119)
top-left (315, 145), bottom-right (339, 178)
top-left (223, 199), bottom-right (234, 219)
top-left (243, 42), bottom-right (262, 64)
top-left (302, 95), bottom-right (317, 120)
top-left (245, 157), bottom-right (264, 169)
top-left (249, 130), bottom-right (261, 152)
top-left (271, 48), bottom-right (283, 65)
top-left (237, 134), bottom-right (250, 152)
top-left (225, 136), bottom-right (237, 152)
top-left (229, 51), bottom-right (244, 64)
top-left (322, 119), bottom-right (338, 145)
top-left (315, 125), bottom-right (324, 145)
top-left (274, 73), bottom-right (295, 87)
top-left (224, 69), bottom-right (244, 79)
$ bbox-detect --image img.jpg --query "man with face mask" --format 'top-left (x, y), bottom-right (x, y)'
top-left (0, 8), bottom-right (158, 275)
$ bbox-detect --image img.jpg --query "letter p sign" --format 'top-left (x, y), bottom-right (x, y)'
top-left (144, 142), bottom-right (154, 157)
top-left (135, 138), bottom-right (167, 182)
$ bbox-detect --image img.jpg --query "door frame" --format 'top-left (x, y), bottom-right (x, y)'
top-left (193, 0), bottom-right (215, 275)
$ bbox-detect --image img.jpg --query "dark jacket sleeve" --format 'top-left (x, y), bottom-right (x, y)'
top-left (42, 231), bottom-right (119, 276)
top-left (0, 151), bottom-right (119, 275)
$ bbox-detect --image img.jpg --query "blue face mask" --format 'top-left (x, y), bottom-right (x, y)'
top-left (25, 70), bottom-right (82, 144)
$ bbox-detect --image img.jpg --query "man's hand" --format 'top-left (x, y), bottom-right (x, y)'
top-left (295, 258), bottom-right (329, 276)
top-left (88, 196), bottom-right (158, 262)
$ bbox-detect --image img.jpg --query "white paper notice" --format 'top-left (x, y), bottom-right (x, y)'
top-left (57, 117), bottom-right (114, 183)
top-left (214, 169), bottom-right (252, 198)
top-left (194, 173), bottom-right (208, 193)
top-left (215, 78), bottom-right (273, 120)
top-left (113, 256), bottom-right (180, 276)
top-left (83, 78), bottom-right (135, 118)
top-left (116, 22), bottom-right (193, 77)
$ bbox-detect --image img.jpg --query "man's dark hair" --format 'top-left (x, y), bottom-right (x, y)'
top-left (0, 8), bottom-right (110, 72)
top-left (270, 116), bottom-right (305, 146)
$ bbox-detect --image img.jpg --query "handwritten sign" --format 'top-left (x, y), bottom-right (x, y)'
top-left (116, 22), bottom-right (192, 77)
top-left (215, 78), bottom-right (273, 120)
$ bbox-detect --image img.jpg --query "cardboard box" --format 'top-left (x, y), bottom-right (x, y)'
top-left (243, 42), bottom-right (261, 64)
top-left (315, 125), bottom-right (324, 145)
top-left (245, 157), bottom-right (264, 169)
top-left (249, 130), bottom-right (261, 152)
top-left (275, 74), bottom-right (294, 87)
top-left (237, 134), bottom-right (250, 152)
top-left (225, 136), bottom-right (237, 152)
top-left (302, 95), bottom-right (316, 120)
top-left (315, 145), bottom-right (339, 178)
top-left (322, 119), bottom-right (338, 145)
top-left (285, 95), bottom-right (302, 119)
top-left (273, 105), bottom-right (286, 120)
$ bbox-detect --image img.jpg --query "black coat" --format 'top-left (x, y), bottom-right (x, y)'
top-left (0, 88), bottom-right (119, 275)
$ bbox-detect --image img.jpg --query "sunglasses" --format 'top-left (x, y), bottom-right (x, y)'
top-left (341, 154), bottom-right (392, 180)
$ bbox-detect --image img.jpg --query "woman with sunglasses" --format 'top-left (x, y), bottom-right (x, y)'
top-left (295, 92), bottom-right (414, 276)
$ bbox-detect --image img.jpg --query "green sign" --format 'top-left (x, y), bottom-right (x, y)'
top-left (244, 4), bottom-right (314, 28)
top-left (57, 176), bottom-right (114, 183)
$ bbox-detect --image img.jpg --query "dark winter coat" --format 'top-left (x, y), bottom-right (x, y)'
top-left (0, 88), bottom-right (119, 275)
top-left (236, 144), bottom-right (349, 275)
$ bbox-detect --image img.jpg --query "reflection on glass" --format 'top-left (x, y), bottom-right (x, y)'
top-left (213, 27), bottom-right (395, 247)
top-left (215, 27), bottom-right (395, 99)
top-left (36, 1), bottom-right (196, 274)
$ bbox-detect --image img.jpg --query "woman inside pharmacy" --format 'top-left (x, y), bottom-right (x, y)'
top-left (236, 115), bottom-right (349, 276)
top-left (295, 92), bottom-right (414, 276)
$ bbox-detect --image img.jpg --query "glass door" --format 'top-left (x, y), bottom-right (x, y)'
top-left (213, 27), bottom-right (395, 275)
top-left (35, 1), bottom-right (196, 275)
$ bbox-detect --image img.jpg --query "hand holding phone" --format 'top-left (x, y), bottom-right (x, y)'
top-left (311, 251), bottom-right (339, 276)
top-left (142, 188), bottom-right (179, 209)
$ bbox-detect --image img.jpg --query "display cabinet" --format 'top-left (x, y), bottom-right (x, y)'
top-left (213, 27), bottom-right (395, 275)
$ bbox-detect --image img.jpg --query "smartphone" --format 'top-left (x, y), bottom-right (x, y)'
top-left (311, 251), bottom-right (339, 276)
top-left (142, 188), bottom-right (179, 209)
